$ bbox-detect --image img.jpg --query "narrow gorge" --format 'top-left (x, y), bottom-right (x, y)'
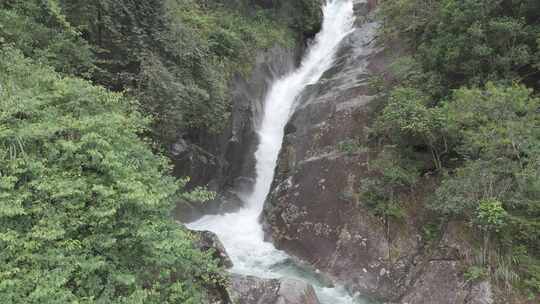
top-left (187, 1), bottom-right (364, 303)
top-left (184, 0), bottom-right (512, 303)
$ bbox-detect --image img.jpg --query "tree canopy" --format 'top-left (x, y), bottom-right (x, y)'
top-left (372, 0), bottom-right (540, 297)
top-left (0, 1), bottom-right (322, 302)
top-left (0, 47), bottom-right (221, 303)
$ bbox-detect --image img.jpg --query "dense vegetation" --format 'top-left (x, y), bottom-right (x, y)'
top-left (1, 0), bottom-right (318, 147)
top-left (0, 0), bottom-right (319, 302)
top-left (369, 0), bottom-right (540, 298)
top-left (0, 46), bottom-right (222, 303)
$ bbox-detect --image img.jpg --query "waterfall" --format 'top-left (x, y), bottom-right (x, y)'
top-left (187, 1), bottom-right (366, 303)
top-left (247, 0), bottom-right (355, 214)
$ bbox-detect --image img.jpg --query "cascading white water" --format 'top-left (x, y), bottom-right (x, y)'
top-left (188, 1), bottom-right (368, 303)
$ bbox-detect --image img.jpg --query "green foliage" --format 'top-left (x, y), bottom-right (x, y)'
top-left (377, 0), bottom-right (540, 296)
top-left (435, 85), bottom-right (540, 265)
top-left (378, 0), bottom-right (439, 43)
top-left (277, 0), bottom-right (322, 37)
top-left (376, 83), bottom-right (540, 293)
top-left (475, 199), bottom-right (508, 233)
top-left (361, 148), bottom-right (419, 220)
top-left (169, 0), bottom-right (295, 63)
top-left (464, 266), bottom-right (488, 283)
top-left (0, 47), bottom-right (222, 303)
top-left (376, 87), bottom-right (450, 170)
top-left (444, 83), bottom-right (540, 160)
top-left (493, 253), bottom-right (521, 292)
top-left (382, 0), bottom-right (540, 92)
top-left (368, 75), bottom-right (387, 94)
top-left (421, 221), bottom-right (442, 244)
top-left (431, 83), bottom-right (540, 215)
top-left (432, 161), bottom-right (507, 217)
top-left (0, 1), bottom-right (324, 302)
top-left (0, 0), bottom-right (96, 77)
top-left (55, 0), bottom-right (231, 141)
top-left (337, 138), bottom-right (367, 155)
top-left (377, 88), bottom-right (433, 139)
top-left (132, 0), bottom-right (296, 142)
top-left (2, 0), bottom-right (305, 147)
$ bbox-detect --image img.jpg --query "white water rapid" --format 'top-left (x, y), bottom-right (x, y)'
top-left (188, 1), bottom-right (369, 303)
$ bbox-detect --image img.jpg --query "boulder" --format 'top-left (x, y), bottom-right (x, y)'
top-left (230, 274), bottom-right (320, 304)
top-left (192, 230), bottom-right (234, 269)
top-left (277, 278), bottom-right (320, 304)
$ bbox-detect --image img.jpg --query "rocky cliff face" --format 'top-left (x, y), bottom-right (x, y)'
top-left (173, 45), bottom-right (297, 222)
top-left (262, 1), bottom-right (495, 303)
top-left (172, 0), bottom-right (322, 222)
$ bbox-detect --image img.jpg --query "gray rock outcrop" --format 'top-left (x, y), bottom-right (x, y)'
top-left (192, 230), bottom-right (234, 269)
top-left (230, 275), bottom-right (320, 304)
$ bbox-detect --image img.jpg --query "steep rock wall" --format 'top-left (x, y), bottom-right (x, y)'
top-left (263, 1), bottom-right (495, 303)
top-left (173, 45), bottom-right (297, 221)
top-left (171, 0), bottom-right (324, 221)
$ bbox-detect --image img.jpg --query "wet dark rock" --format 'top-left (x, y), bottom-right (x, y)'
top-left (276, 278), bottom-right (321, 304)
top-left (192, 230), bottom-right (233, 269)
top-left (353, 0), bottom-right (370, 17)
top-left (230, 275), bottom-right (281, 304)
top-left (175, 189), bottom-right (246, 224)
top-left (229, 274), bottom-right (320, 304)
top-left (173, 45), bottom-right (298, 222)
top-left (171, 138), bottom-right (190, 156)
